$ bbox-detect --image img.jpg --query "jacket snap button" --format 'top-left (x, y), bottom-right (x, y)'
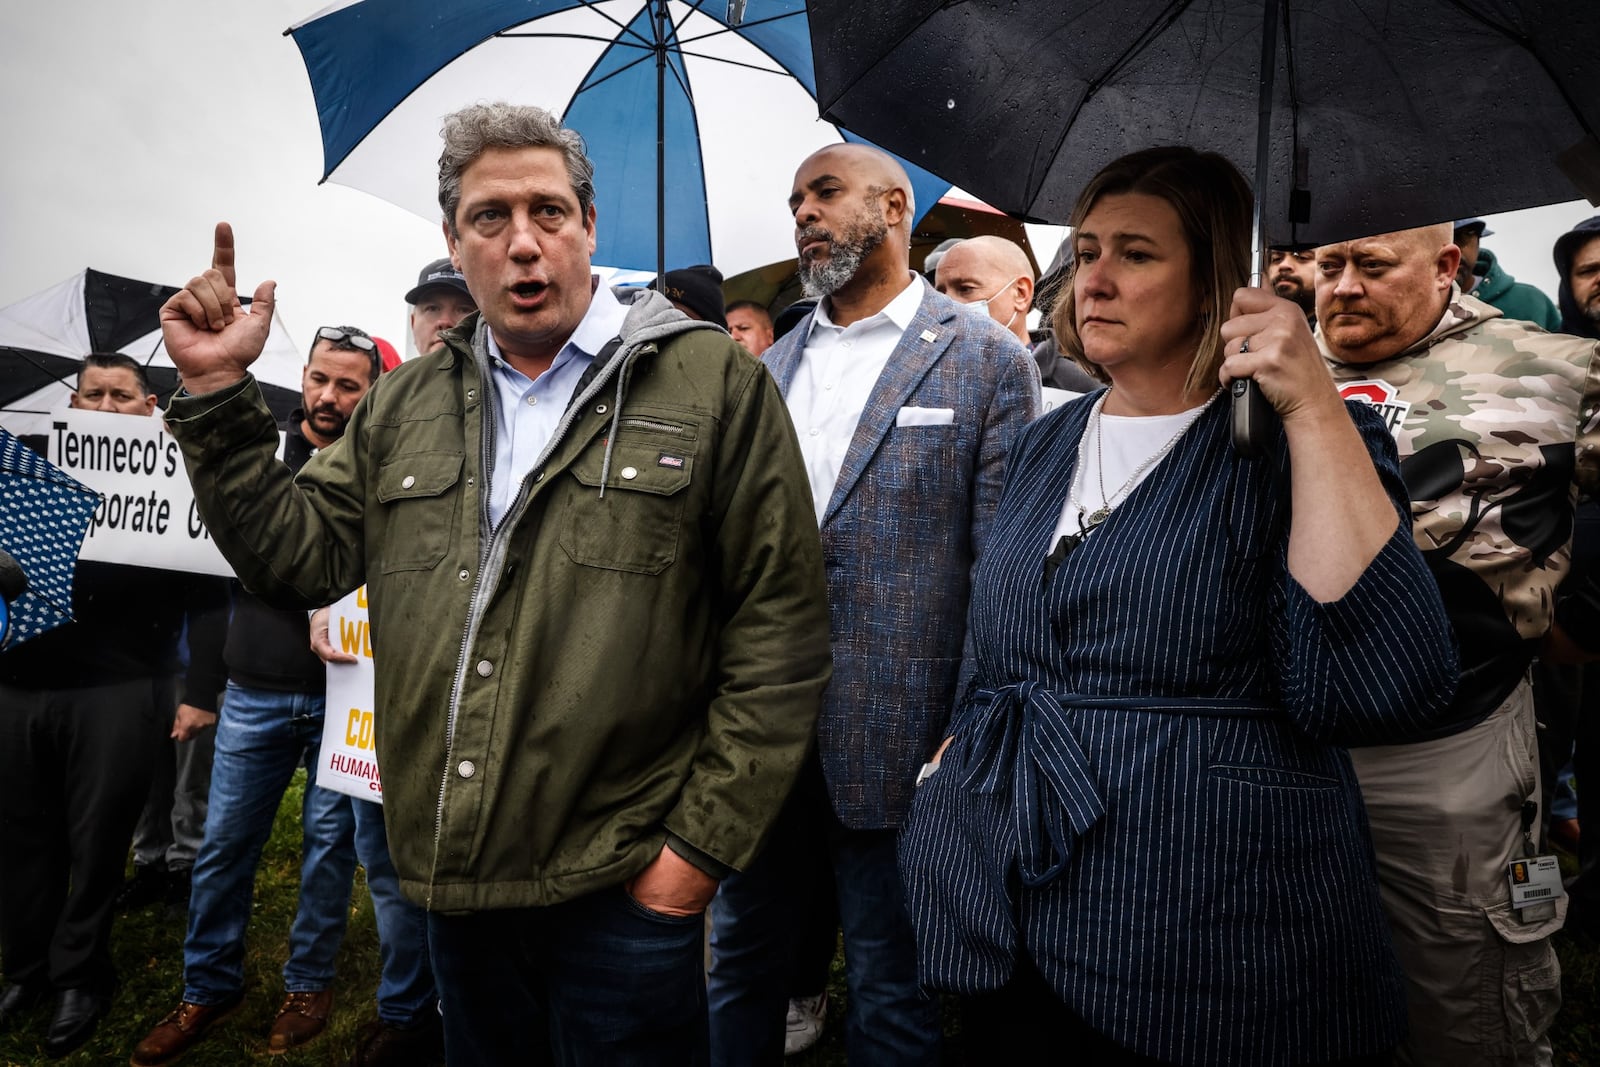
top-left (534, 470), bottom-right (544, 482)
top-left (467, 389), bottom-right (476, 400)
top-left (476, 660), bottom-right (493, 677)
top-left (458, 569), bottom-right (469, 581)
top-left (458, 760), bottom-right (476, 779)
top-left (621, 467), bottom-right (638, 480)
top-left (401, 475), bottom-right (416, 489)
top-left (596, 404), bottom-right (608, 414)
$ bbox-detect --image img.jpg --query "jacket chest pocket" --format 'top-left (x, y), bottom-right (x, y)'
top-left (560, 439), bottom-right (695, 575)
top-left (374, 451), bottom-right (464, 573)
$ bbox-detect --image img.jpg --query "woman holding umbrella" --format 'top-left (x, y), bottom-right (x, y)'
top-left (897, 147), bottom-right (1459, 1064)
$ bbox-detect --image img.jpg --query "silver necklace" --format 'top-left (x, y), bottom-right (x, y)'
top-left (1067, 388), bottom-right (1221, 535)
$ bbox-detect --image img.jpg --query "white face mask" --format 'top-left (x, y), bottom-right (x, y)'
top-left (957, 277), bottom-right (1022, 332)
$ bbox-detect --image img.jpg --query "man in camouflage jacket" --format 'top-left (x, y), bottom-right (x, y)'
top-left (1317, 223), bottom-right (1600, 1067)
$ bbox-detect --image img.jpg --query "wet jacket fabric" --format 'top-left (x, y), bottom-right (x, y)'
top-left (165, 288), bottom-right (832, 911)
top-left (214, 412), bottom-right (325, 693)
top-left (1554, 214), bottom-right (1600, 340)
top-left (1324, 291), bottom-right (1600, 735)
top-left (1470, 247), bottom-right (1560, 332)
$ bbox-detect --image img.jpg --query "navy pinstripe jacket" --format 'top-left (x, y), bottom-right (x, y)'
top-left (899, 394), bottom-right (1460, 1064)
top-left (762, 280), bottom-right (1040, 829)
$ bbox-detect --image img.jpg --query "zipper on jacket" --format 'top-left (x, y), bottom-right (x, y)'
top-left (617, 417), bottom-right (684, 436)
top-left (429, 332), bottom-right (645, 902)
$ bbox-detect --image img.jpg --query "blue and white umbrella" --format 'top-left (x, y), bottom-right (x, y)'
top-left (286, 0), bottom-right (953, 279)
top-left (0, 428), bottom-right (99, 649)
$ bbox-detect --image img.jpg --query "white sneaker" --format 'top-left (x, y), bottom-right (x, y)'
top-left (783, 991), bottom-right (828, 1056)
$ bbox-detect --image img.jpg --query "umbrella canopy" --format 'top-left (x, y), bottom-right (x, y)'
top-left (0, 427), bottom-right (99, 649)
top-left (0, 268), bottom-right (307, 438)
top-left (806, 0), bottom-right (1600, 246)
top-left (286, 0), bottom-right (954, 278)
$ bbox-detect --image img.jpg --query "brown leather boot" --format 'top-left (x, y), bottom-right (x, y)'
top-left (267, 989), bottom-right (333, 1054)
top-left (130, 996), bottom-right (243, 1066)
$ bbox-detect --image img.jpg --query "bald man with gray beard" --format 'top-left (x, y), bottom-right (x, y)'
top-left (706, 144), bottom-right (1039, 1066)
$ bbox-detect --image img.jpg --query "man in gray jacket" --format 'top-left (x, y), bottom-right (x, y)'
top-left (148, 102), bottom-right (830, 1067)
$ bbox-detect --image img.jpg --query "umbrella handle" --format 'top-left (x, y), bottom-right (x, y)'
top-left (1229, 378), bottom-right (1277, 459)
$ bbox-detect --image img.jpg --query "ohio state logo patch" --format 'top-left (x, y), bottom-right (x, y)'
top-left (1338, 379), bottom-right (1411, 435)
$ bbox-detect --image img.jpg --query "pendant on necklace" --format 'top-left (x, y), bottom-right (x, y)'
top-left (1085, 506), bottom-right (1109, 528)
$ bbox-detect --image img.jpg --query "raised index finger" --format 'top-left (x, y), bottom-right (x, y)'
top-left (211, 222), bottom-right (236, 290)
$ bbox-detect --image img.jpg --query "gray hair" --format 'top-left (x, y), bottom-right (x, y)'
top-left (437, 103), bottom-right (596, 234)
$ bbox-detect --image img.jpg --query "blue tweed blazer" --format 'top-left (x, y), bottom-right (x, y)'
top-left (762, 280), bottom-right (1040, 830)
top-left (899, 394), bottom-right (1460, 1064)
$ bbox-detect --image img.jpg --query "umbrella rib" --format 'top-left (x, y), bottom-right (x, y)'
top-left (1441, 0), bottom-right (1599, 143)
top-left (665, 3), bottom-right (804, 76)
top-left (576, 50), bottom-right (661, 94)
top-left (671, 49), bottom-right (800, 76)
top-left (499, 31), bottom-right (652, 50)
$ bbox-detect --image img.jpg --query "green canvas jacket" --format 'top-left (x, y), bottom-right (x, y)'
top-left (166, 288), bottom-right (831, 911)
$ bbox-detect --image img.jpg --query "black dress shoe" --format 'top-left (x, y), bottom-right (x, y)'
top-left (0, 981), bottom-right (47, 1031)
top-left (43, 988), bottom-right (110, 1059)
top-left (115, 864), bottom-right (170, 911)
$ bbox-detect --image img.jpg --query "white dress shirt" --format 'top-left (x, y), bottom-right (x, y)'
top-left (486, 279), bottom-right (630, 528)
top-left (786, 274), bottom-right (924, 522)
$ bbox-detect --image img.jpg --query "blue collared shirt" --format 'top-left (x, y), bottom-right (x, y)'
top-left (485, 279), bottom-right (630, 528)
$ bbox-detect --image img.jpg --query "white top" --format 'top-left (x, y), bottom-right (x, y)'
top-left (1050, 406), bottom-right (1202, 547)
top-left (786, 273), bottom-right (924, 522)
top-left (486, 279), bottom-right (630, 528)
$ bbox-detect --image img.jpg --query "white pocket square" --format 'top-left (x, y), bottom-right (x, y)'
top-left (895, 406), bottom-right (955, 427)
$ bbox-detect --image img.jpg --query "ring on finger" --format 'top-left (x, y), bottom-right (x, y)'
top-left (1239, 335), bottom-right (1251, 354)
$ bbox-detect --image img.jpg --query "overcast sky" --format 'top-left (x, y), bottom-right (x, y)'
top-left (4, 0), bottom-right (1596, 361)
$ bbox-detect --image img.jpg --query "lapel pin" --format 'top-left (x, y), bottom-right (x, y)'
top-left (920, 329), bottom-right (938, 343)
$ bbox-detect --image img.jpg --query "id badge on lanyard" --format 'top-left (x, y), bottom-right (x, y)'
top-left (1507, 800), bottom-right (1563, 923)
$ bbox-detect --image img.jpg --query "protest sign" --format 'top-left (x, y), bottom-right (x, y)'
top-left (7, 407), bottom-right (287, 576)
top-left (318, 585), bottom-right (383, 802)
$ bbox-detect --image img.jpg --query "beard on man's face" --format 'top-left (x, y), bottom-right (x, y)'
top-left (797, 203), bottom-right (888, 300)
top-left (306, 401), bottom-right (350, 440)
top-left (1272, 277), bottom-right (1315, 315)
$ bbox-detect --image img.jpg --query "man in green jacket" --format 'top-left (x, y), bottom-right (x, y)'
top-left (1454, 218), bottom-right (1562, 331)
top-left (153, 102), bottom-right (831, 1066)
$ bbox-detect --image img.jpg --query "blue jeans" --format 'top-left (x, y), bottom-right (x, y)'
top-left (182, 682), bottom-right (356, 1004)
top-left (709, 764), bottom-right (940, 1066)
top-left (428, 886), bottom-right (708, 1066)
top-left (353, 798), bottom-right (437, 1025)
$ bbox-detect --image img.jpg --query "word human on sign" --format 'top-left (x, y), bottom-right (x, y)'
top-left (319, 586), bottom-right (383, 802)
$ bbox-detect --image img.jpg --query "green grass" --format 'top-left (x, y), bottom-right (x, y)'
top-left (0, 771), bottom-right (381, 1067)
top-left (2, 774), bottom-right (1595, 1065)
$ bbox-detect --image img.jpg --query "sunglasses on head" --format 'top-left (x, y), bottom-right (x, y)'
top-left (316, 326), bottom-right (376, 353)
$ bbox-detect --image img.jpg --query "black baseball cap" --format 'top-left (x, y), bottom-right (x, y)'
top-left (404, 258), bottom-right (473, 305)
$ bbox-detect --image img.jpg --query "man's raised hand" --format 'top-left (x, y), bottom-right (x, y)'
top-left (159, 222), bottom-right (277, 396)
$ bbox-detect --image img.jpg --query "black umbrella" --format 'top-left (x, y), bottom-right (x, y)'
top-left (0, 268), bottom-right (306, 427)
top-left (807, 0), bottom-right (1600, 451)
top-left (807, 0), bottom-right (1600, 244)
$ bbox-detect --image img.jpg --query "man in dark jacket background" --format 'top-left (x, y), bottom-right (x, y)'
top-left (0, 354), bottom-right (229, 1058)
top-left (133, 328), bottom-right (382, 1066)
top-left (1555, 215), bottom-right (1600, 342)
